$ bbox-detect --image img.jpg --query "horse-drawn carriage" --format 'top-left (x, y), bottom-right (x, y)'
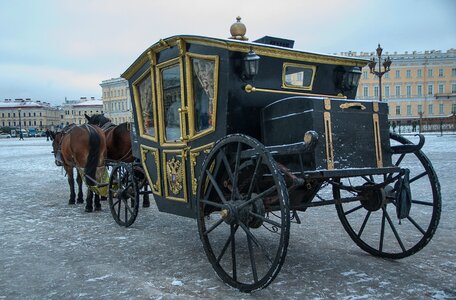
top-left (78, 25), bottom-right (440, 292)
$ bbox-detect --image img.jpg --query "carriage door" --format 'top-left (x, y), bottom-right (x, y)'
top-left (156, 58), bottom-right (189, 204)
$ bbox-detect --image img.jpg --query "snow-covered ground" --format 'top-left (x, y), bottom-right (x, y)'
top-left (0, 135), bottom-right (455, 299)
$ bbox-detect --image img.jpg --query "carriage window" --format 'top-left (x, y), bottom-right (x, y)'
top-left (283, 63), bottom-right (315, 90)
top-left (137, 73), bottom-right (155, 136)
top-left (162, 64), bottom-right (182, 141)
top-left (191, 58), bottom-right (216, 133)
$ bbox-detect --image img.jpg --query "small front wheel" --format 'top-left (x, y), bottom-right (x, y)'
top-left (108, 163), bottom-right (140, 227)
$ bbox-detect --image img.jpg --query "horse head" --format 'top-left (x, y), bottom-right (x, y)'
top-left (50, 131), bottom-right (64, 167)
top-left (85, 113), bottom-right (111, 127)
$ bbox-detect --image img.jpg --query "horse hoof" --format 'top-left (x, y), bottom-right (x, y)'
top-left (100, 196), bottom-right (107, 201)
top-left (69, 200), bottom-right (76, 205)
top-left (85, 207), bottom-right (93, 212)
top-left (77, 199), bottom-right (84, 204)
top-left (143, 200), bottom-right (150, 208)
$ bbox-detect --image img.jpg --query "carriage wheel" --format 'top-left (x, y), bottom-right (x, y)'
top-left (108, 163), bottom-right (140, 227)
top-left (334, 133), bottom-right (441, 259)
top-left (196, 134), bottom-right (290, 292)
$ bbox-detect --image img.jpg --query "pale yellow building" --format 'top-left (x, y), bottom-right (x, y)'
top-left (0, 98), bottom-right (63, 132)
top-left (62, 97), bottom-right (103, 126)
top-left (100, 78), bottom-right (133, 124)
top-left (350, 48), bottom-right (456, 131)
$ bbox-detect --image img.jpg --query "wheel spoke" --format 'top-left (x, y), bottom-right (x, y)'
top-left (248, 211), bottom-right (283, 228)
top-left (204, 154), bottom-right (223, 200)
top-left (357, 211), bottom-right (371, 238)
top-left (344, 204), bottom-right (363, 216)
top-left (231, 142), bottom-right (242, 201)
top-left (409, 171), bottom-right (428, 184)
top-left (238, 186), bottom-right (276, 209)
top-left (395, 153), bottom-right (406, 166)
top-left (379, 209), bottom-right (386, 252)
top-left (230, 224), bottom-right (237, 281)
top-left (239, 223), bottom-right (273, 264)
top-left (246, 230), bottom-right (258, 283)
top-left (116, 199), bottom-right (121, 220)
top-left (383, 207), bottom-right (406, 252)
top-left (247, 155), bottom-right (262, 199)
top-left (411, 199), bottom-right (434, 206)
top-left (203, 218), bottom-right (224, 236)
top-left (405, 215), bottom-right (426, 235)
top-left (111, 198), bottom-right (120, 208)
top-left (216, 224), bottom-right (238, 264)
top-left (206, 170), bottom-right (228, 204)
top-left (200, 199), bottom-right (225, 209)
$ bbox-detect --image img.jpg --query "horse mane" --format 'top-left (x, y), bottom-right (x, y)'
top-left (84, 124), bottom-right (101, 186)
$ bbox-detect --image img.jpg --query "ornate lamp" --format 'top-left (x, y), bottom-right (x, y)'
top-left (242, 49), bottom-right (260, 79)
top-left (369, 44), bottom-right (392, 101)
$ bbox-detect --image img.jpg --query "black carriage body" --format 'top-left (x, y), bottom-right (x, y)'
top-left (122, 35), bottom-right (392, 218)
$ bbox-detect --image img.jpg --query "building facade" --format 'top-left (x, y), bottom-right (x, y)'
top-left (352, 49), bottom-right (456, 131)
top-left (62, 97), bottom-right (103, 126)
top-left (100, 78), bottom-right (133, 124)
top-left (0, 98), bottom-right (63, 132)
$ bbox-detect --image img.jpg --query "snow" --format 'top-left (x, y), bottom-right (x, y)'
top-left (0, 135), bottom-right (455, 299)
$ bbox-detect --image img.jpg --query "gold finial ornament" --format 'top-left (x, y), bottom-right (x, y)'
top-left (229, 16), bottom-right (248, 41)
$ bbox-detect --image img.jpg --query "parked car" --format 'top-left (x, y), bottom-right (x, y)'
top-left (0, 133), bottom-right (11, 139)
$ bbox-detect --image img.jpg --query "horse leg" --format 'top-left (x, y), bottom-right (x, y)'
top-left (76, 172), bottom-right (84, 204)
top-left (85, 189), bottom-right (94, 212)
top-left (94, 194), bottom-right (102, 211)
top-left (143, 185), bottom-right (150, 208)
top-left (66, 166), bottom-right (76, 205)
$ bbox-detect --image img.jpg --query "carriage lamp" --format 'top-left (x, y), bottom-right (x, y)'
top-left (334, 67), bottom-right (362, 92)
top-left (344, 67), bottom-right (362, 90)
top-left (242, 49), bottom-right (260, 79)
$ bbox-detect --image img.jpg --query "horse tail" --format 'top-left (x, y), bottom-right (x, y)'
top-left (85, 124), bottom-right (100, 186)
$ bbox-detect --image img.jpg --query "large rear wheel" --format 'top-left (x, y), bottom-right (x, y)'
top-left (334, 133), bottom-right (441, 258)
top-left (196, 134), bottom-right (290, 292)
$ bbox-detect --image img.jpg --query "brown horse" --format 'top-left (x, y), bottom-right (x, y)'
top-left (50, 124), bottom-right (107, 212)
top-left (85, 114), bottom-right (150, 207)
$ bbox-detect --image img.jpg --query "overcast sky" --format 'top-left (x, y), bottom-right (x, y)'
top-left (1, 0), bottom-right (455, 105)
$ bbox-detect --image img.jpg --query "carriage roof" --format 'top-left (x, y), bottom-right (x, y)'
top-left (121, 35), bottom-right (368, 80)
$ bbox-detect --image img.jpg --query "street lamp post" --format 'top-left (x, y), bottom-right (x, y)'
top-left (18, 108), bottom-right (23, 140)
top-left (368, 44), bottom-right (392, 102)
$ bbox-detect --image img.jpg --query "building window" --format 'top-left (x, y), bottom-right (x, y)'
top-left (8, 113), bottom-right (10, 117)
top-left (363, 86), bottom-right (369, 97)
top-left (417, 69), bottom-right (422, 78)
top-left (417, 85), bottom-right (422, 96)
top-left (395, 85), bottom-right (401, 97)
top-left (438, 84), bottom-right (444, 94)
top-left (452, 103), bottom-right (456, 113)
top-left (374, 86), bottom-right (379, 97)
top-left (427, 84), bottom-right (433, 95)
top-left (395, 70), bottom-right (400, 78)
top-left (428, 104), bottom-right (433, 115)
top-left (439, 68), bottom-right (444, 77)
top-left (439, 103), bottom-right (444, 114)
top-left (418, 104), bottom-right (423, 114)
top-left (407, 104), bottom-right (412, 115)
top-left (406, 85), bottom-right (411, 97)
top-left (363, 71), bottom-right (368, 79)
top-left (385, 85), bottom-right (390, 97)
top-left (452, 68), bottom-right (456, 77)
top-left (385, 72), bottom-right (390, 79)
top-left (396, 105), bottom-right (401, 115)
top-left (406, 70), bottom-right (411, 78)
top-left (428, 69), bottom-right (433, 77)
top-left (452, 83), bottom-right (456, 93)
